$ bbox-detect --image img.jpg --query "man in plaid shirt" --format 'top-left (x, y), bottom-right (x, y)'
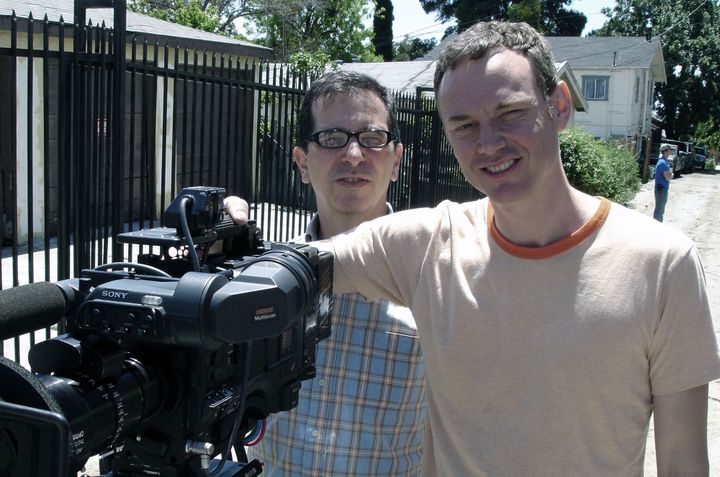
top-left (245, 71), bottom-right (427, 476)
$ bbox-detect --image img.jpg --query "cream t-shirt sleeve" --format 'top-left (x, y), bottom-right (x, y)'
top-left (329, 207), bottom-right (438, 306)
top-left (648, 244), bottom-right (720, 395)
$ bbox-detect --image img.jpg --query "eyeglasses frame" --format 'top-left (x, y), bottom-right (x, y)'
top-left (304, 128), bottom-right (396, 149)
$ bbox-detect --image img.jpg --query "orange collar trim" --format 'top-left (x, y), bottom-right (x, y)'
top-left (488, 197), bottom-right (611, 259)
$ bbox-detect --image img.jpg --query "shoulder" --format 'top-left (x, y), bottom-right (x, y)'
top-left (604, 201), bottom-right (694, 254)
top-left (354, 198), bottom-right (487, 237)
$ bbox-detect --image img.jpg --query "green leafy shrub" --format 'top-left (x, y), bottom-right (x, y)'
top-left (705, 157), bottom-right (716, 171)
top-left (560, 127), bottom-right (641, 205)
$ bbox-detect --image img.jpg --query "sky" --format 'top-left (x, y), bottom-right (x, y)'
top-left (391, 0), bottom-right (618, 42)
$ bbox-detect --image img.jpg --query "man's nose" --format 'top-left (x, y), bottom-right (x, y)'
top-left (342, 137), bottom-right (366, 166)
top-left (475, 123), bottom-right (505, 155)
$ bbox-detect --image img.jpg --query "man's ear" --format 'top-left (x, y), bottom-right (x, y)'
top-left (551, 81), bottom-right (573, 130)
top-left (391, 142), bottom-right (403, 182)
top-left (293, 146), bottom-right (312, 184)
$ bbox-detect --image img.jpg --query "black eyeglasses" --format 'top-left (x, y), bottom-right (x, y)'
top-left (305, 128), bottom-right (395, 149)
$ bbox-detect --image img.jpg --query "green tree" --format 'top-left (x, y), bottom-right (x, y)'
top-left (244, 0), bottom-right (379, 63)
top-left (373, 0), bottom-right (394, 61)
top-left (693, 118), bottom-right (720, 153)
top-left (129, 0), bottom-right (250, 35)
top-left (419, 0), bottom-right (586, 36)
top-left (597, 0), bottom-right (720, 141)
top-left (393, 37), bottom-right (437, 61)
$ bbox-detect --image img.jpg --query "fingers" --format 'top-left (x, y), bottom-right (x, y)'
top-left (224, 196), bottom-right (249, 224)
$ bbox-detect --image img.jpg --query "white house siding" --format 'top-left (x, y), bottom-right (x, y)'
top-left (571, 68), bottom-right (638, 139)
top-left (628, 69), bottom-right (654, 138)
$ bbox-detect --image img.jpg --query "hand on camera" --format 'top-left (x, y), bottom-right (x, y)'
top-left (224, 196), bottom-right (249, 224)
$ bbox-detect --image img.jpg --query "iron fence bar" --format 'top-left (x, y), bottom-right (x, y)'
top-left (180, 49), bottom-right (189, 191)
top-left (223, 56), bottom-right (234, 194)
top-left (160, 42), bottom-right (170, 216)
top-left (89, 24), bottom-right (100, 268)
top-left (169, 44), bottom-right (179, 205)
top-left (140, 39), bottom-right (150, 231)
top-left (209, 52), bottom-right (218, 187)
top-left (230, 59), bottom-right (240, 193)
top-left (269, 64), bottom-right (281, 241)
top-left (7, 13), bottom-right (18, 360)
top-left (190, 49), bottom-right (199, 186)
top-left (25, 14), bottom-right (35, 285)
top-left (255, 64), bottom-right (270, 236)
top-left (42, 15), bottom-right (51, 287)
top-left (234, 58), bottom-right (247, 196)
top-left (199, 50), bottom-right (208, 185)
top-left (102, 25), bottom-right (113, 265)
top-left (57, 19), bottom-right (70, 284)
top-left (124, 35), bottom-right (137, 259)
top-left (110, 0), bottom-right (127, 262)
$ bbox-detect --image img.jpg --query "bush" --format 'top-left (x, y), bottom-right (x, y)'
top-left (705, 157), bottom-right (716, 171)
top-left (559, 127), bottom-right (641, 205)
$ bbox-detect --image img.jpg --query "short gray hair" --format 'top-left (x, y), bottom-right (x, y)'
top-left (434, 21), bottom-right (558, 102)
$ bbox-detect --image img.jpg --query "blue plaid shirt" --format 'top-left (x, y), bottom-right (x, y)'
top-left (246, 208), bottom-right (426, 476)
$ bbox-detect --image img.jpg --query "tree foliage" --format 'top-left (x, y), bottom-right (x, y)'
top-left (243, 0), bottom-right (379, 63)
top-left (393, 37), bottom-right (437, 61)
top-left (373, 0), bottom-right (394, 61)
top-left (693, 118), bottom-right (720, 153)
top-left (597, 0), bottom-right (720, 142)
top-left (419, 0), bottom-right (586, 36)
top-left (129, 0), bottom-right (251, 35)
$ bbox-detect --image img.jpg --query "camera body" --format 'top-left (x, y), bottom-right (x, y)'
top-left (0, 187), bottom-right (332, 477)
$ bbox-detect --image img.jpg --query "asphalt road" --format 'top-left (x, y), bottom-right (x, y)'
top-left (628, 170), bottom-right (720, 476)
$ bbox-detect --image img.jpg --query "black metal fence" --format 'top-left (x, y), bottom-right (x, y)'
top-left (0, 10), bottom-right (479, 358)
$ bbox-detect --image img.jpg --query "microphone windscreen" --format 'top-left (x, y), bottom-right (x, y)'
top-left (0, 282), bottom-right (67, 340)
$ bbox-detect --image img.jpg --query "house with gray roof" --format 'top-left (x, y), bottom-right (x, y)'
top-left (425, 34), bottom-right (666, 147)
top-left (1, 0), bottom-right (271, 59)
top-left (545, 36), bottom-right (666, 141)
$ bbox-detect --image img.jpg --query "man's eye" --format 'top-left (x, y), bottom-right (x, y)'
top-left (452, 122), bottom-right (477, 138)
top-left (360, 132), bottom-right (386, 146)
top-left (501, 109), bottom-right (525, 121)
top-left (320, 133), bottom-right (347, 147)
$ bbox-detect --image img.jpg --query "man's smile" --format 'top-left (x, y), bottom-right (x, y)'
top-left (484, 158), bottom-right (517, 174)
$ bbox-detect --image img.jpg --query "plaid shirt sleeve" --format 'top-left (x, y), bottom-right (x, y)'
top-left (246, 292), bottom-right (427, 476)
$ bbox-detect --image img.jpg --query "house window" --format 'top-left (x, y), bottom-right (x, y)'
top-left (582, 76), bottom-right (609, 101)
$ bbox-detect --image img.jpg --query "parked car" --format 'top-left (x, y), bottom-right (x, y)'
top-left (663, 139), bottom-right (694, 175)
top-left (694, 145), bottom-right (708, 170)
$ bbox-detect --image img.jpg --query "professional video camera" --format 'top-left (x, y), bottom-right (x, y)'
top-left (0, 187), bottom-right (333, 477)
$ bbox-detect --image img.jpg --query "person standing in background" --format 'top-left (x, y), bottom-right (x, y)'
top-left (654, 144), bottom-right (673, 222)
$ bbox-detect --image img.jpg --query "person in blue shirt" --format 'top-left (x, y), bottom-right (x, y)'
top-left (654, 144), bottom-right (674, 222)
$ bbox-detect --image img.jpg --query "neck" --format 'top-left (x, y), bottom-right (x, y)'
top-left (314, 204), bottom-right (389, 239)
top-left (490, 184), bottom-right (599, 248)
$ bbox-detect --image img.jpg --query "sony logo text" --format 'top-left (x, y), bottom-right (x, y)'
top-left (101, 290), bottom-right (129, 299)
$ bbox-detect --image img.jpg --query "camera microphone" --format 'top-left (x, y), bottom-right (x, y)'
top-left (0, 282), bottom-right (71, 340)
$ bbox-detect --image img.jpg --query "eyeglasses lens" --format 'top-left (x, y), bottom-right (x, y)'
top-left (316, 130), bottom-right (390, 148)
